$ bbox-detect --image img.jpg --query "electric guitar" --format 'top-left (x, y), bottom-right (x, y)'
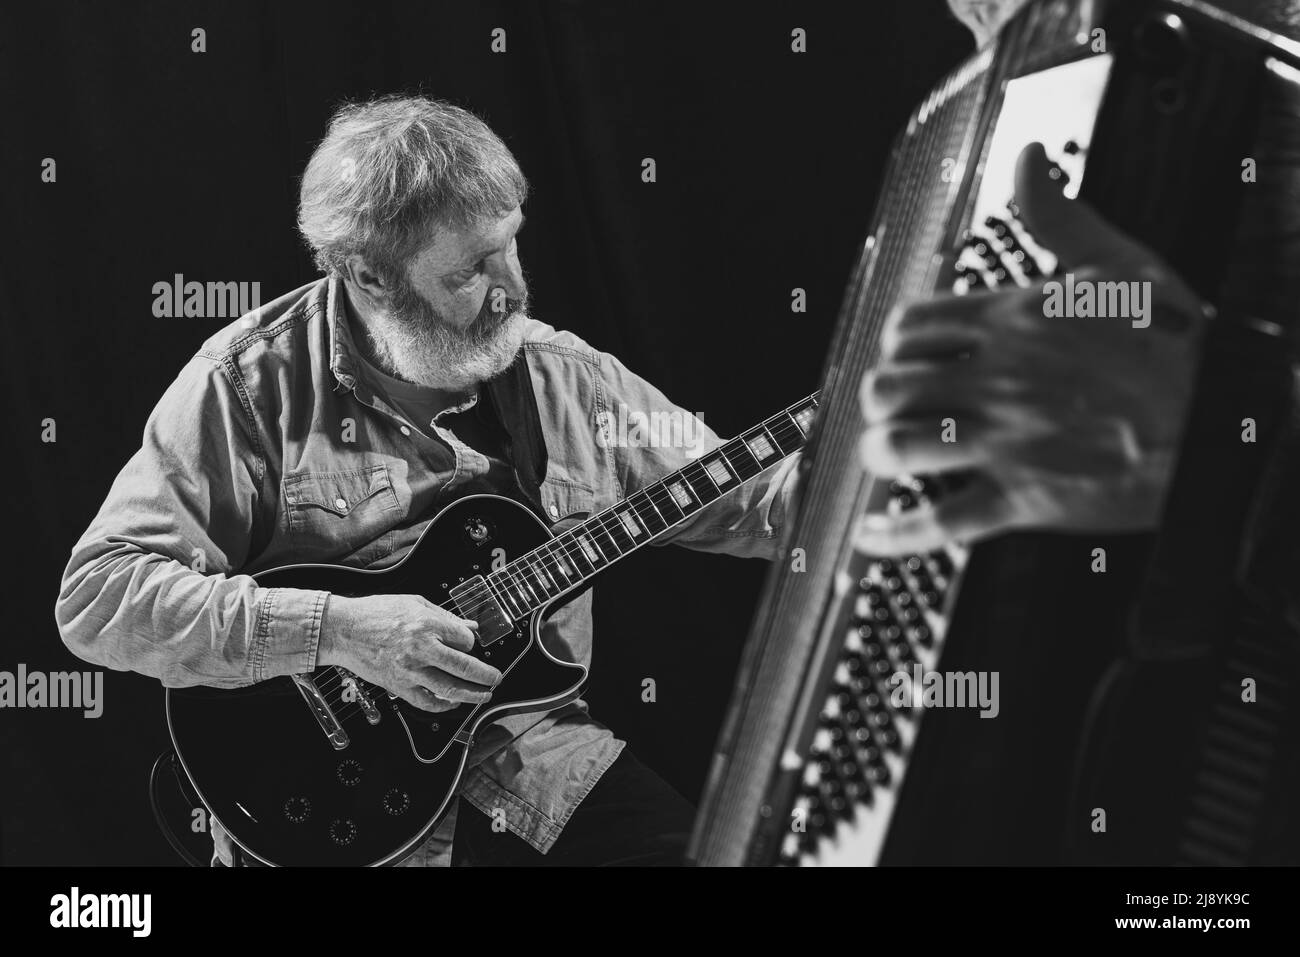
top-left (166, 394), bottom-right (818, 865)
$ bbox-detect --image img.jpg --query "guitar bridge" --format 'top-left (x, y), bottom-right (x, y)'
top-left (449, 576), bottom-right (515, 646)
top-left (337, 668), bottom-right (381, 725)
top-left (291, 674), bottom-right (349, 749)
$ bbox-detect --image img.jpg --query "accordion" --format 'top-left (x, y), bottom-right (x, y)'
top-left (689, 0), bottom-right (1300, 866)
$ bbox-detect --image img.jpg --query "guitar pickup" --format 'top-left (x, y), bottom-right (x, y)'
top-left (449, 576), bottom-right (515, 647)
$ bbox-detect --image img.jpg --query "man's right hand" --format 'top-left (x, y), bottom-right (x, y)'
top-left (317, 594), bottom-right (502, 713)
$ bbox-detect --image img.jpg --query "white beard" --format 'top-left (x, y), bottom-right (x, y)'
top-left (366, 282), bottom-right (528, 391)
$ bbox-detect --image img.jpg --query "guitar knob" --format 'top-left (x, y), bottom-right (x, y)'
top-left (329, 819), bottom-right (357, 846)
top-left (282, 796), bottom-right (311, 824)
top-left (336, 759), bottom-right (363, 787)
top-left (383, 789), bottom-right (411, 816)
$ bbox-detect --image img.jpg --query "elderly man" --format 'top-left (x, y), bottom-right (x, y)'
top-left (56, 96), bottom-right (801, 866)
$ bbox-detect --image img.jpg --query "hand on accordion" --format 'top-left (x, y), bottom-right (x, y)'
top-left (854, 143), bottom-right (1210, 556)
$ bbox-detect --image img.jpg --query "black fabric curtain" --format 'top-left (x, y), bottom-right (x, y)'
top-left (2, 0), bottom-right (968, 864)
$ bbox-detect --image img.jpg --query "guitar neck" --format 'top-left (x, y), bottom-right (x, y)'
top-left (485, 393), bottom-right (820, 619)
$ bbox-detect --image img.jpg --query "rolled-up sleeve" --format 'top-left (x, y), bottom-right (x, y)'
top-left (55, 353), bottom-right (327, 688)
top-left (598, 350), bottom-right (802, 561)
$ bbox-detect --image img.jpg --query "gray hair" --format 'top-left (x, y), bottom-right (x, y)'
top-left (298, 95), bottom-right (528, 280)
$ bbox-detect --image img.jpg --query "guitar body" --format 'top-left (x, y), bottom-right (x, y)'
top-left (166, 493), bottom-right (588, 866)
top-left (162, 394), bottom-right (818, 865)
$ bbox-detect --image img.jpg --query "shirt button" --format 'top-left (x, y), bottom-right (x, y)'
top-left (400, 425), bottom-right (411, 436)
top-left (549, 504), bottom-right (560, 519)
top-left (334, 497), bottom-right (348, 511)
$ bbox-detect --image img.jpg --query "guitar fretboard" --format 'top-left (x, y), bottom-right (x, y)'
top-left (482, 394), bottom-right (819, 620)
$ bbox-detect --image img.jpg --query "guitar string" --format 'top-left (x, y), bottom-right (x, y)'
top-left (315, 414), bottom-right (811, 716)
top-left (310, 407), bottom-right (810, 682)
top-left (315, 407), bottom-right (813, 693)
top-left (317, 402), bottom-right (814, 647)
top-left (313, 403), bottom-right (817, 718)
top-left (439, 406), bottom-right (814, 622)
top-left (474, 422), bottom-right (805, 617)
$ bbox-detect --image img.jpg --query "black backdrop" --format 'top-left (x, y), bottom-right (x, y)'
top-left (1, 0), bottom-right (969, 864)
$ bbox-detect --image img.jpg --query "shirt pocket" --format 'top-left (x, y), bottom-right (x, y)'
top-left (282, 463), bottom-right (402, 559)
top-left (537, 478), bottom-right (595, 531)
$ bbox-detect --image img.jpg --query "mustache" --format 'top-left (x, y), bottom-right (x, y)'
top-left (473, 291), bottom-right (527, 331)
top-left (387, 277), bottom-right (526, 341)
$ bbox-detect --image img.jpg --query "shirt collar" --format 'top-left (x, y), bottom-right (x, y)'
top-left (325, 273), bottom-right (361, 392)
top-left (325, 274), bottom-right (481, 420)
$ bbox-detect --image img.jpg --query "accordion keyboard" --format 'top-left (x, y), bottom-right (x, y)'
top-left (781, 479), bottom-right (967, 865)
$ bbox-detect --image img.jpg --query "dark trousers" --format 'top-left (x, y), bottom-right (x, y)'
top-left (452, 750), bottom-right (695, 866)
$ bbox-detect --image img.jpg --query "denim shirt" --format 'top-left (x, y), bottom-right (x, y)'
top-left (55, 275), bottom-right (801, 865)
